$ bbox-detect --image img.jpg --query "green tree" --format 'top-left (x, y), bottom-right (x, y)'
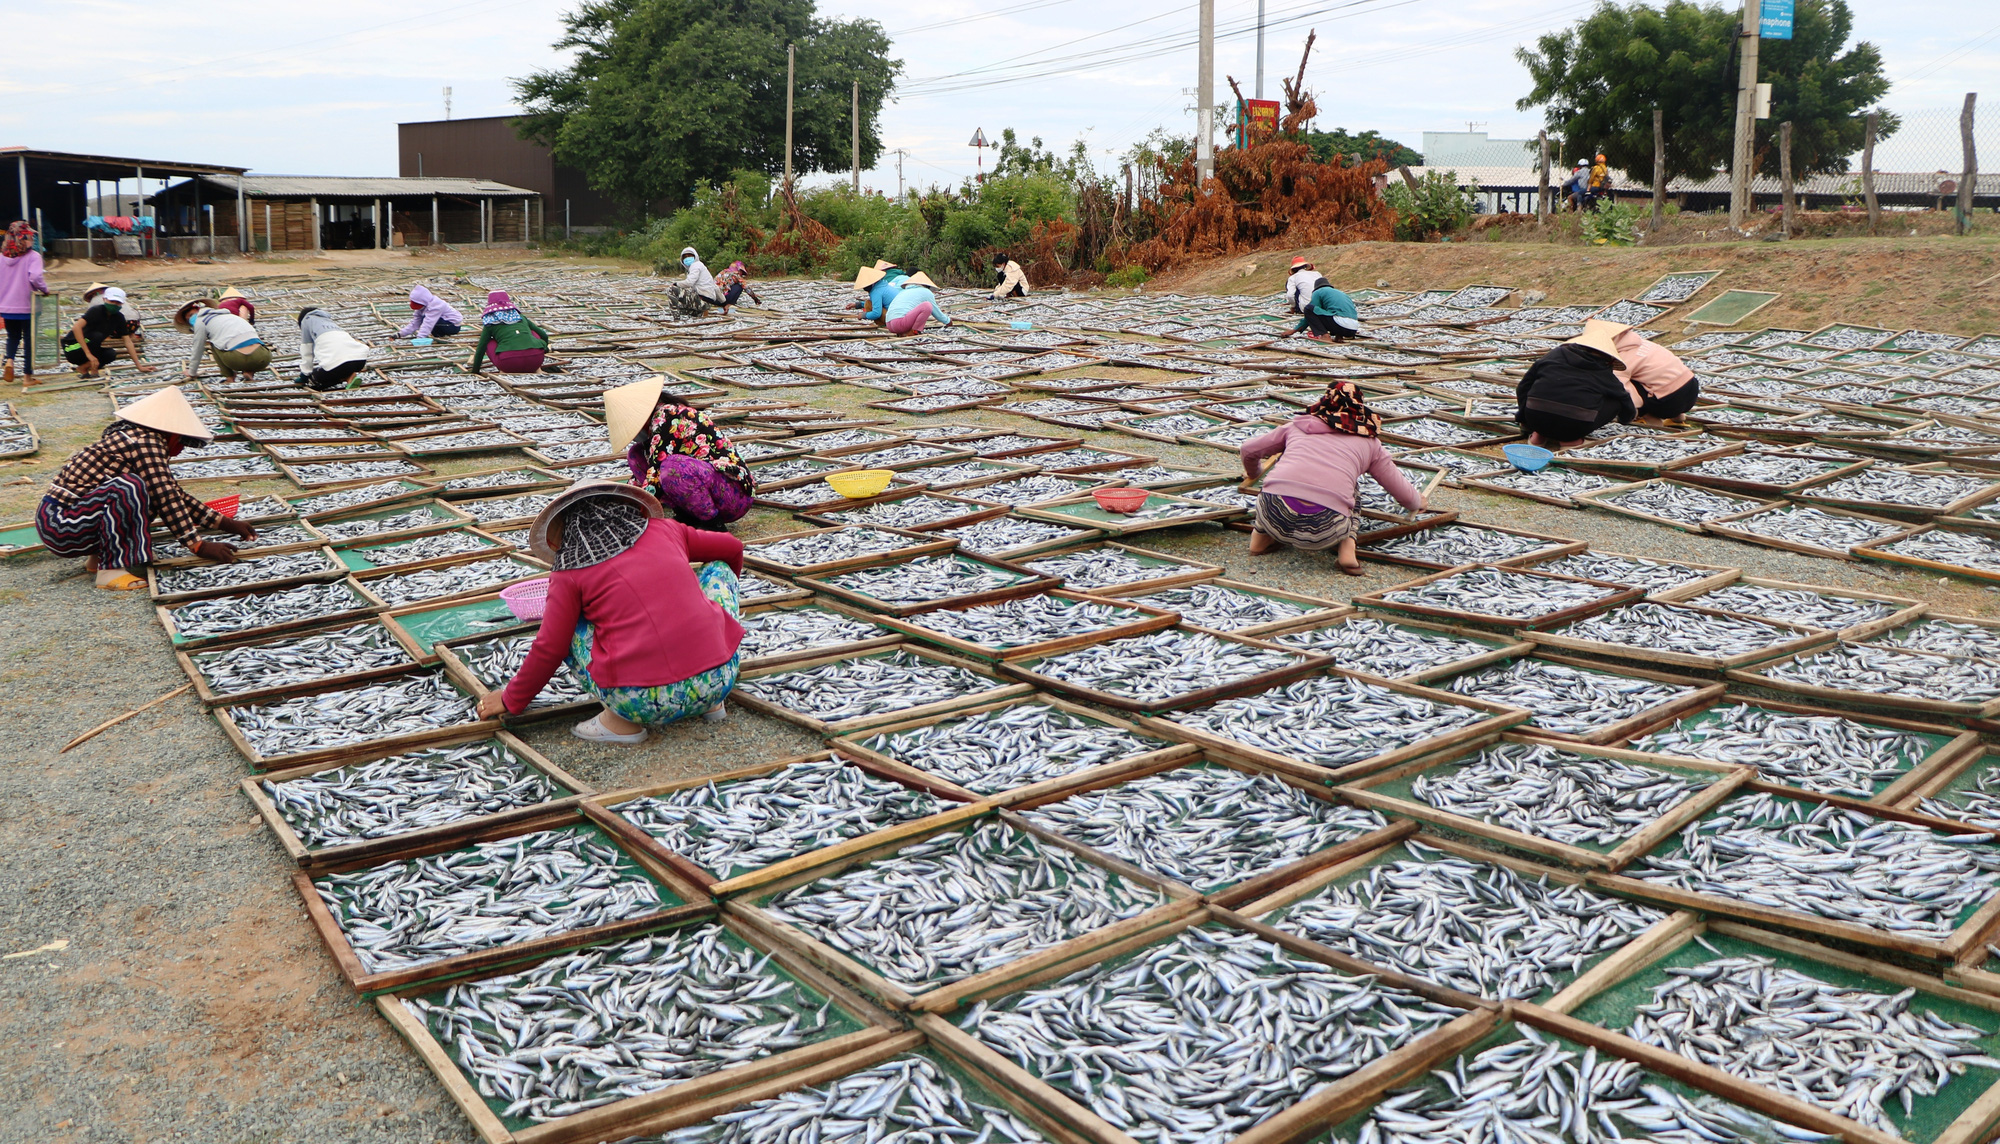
top-left (515, 0), bottom-right (900, 212)
top-left (1515, 0), bottom-right (1891, 183)
top-left (1303, 128), bottom-right (1422, 168)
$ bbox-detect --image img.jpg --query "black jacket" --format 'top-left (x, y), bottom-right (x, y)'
top-left (1516, 344), bottom-right (1634, 430)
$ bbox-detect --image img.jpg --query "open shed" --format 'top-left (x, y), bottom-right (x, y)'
top-left (147, 175), bottom-right (542, 253)
top-left (0, 146), bottom-right (247, 258)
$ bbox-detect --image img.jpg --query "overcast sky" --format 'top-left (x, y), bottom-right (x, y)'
top-left (3, 0), bottom-right (1991, 197)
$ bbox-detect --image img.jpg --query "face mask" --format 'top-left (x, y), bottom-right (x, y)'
top-left (682, 256), bottom-right (695, 266)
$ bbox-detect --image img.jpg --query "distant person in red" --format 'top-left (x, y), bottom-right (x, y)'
top-left (214, 286), bottom-right (256, 325)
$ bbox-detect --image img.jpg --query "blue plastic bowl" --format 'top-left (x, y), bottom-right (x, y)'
top-left (1504, 443), bottom-right (1554, 472)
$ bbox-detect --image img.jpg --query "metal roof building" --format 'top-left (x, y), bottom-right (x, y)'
top-left (1, 146), bottom-right (247, 257)
top-left (150, 174), bottom-right (542, 253)
top-left (1407, 164), bottom-right (2000, 214)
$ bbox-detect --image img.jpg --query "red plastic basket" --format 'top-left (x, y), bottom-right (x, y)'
top-left (500, 577), bottom-right (551, 620)
top-left (1092, 487), bottom-right (1151, 514)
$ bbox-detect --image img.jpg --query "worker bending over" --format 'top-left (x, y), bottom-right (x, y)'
top-left (175, 299), bottom-right (271, 382)
top-left (36, 386), bottom-right (253, 589)
top-left (397, 285), bottom-right (463, 342)
top-left (296, 307), bottom-right (372, 390)
top-left (885, 273), bottom-right (949, 335)
top-left (1285, 256), bottom-right (1318, 313)
top-left (1290, 278), bottom-right (1360, 340)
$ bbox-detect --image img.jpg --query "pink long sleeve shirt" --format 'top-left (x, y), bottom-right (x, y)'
top-left (1239, 416), bottom-right (1424, 516)
top-left (502, 519), bottom-right (745, 714)
top-left (0, 250), bottom-right (47, 315)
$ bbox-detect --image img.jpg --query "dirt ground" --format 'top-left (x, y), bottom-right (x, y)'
top-left (2, 240), bottom-right (1997, 1144)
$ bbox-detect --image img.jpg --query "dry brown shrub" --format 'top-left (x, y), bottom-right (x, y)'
top-left (1127, 141), bottom-right (1395, 272)
top-left (754, 184), bottom-right (841, 264)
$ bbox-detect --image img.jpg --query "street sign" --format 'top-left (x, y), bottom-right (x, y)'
top-left (1244, 99), bottom-right (1281, 142)
top-left (1759, 0), bottom-right (1793, 40)
top-left (968, 128), bottom-right (988, 148)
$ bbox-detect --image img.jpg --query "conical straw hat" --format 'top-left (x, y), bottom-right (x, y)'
top-left (1565, 319), bottom-right (1630, 358)
top-left (117, 385), bottom-right (214, 440)
top-left (854, 267), bottom-right (886, 290)
top-left (902, 272), bottom-right (938, 289)
top-left (604, 376), bottom-right (665, 453)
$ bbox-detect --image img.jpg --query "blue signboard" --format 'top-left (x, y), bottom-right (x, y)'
top-left (1760, 0), bottom-right (1794, 40)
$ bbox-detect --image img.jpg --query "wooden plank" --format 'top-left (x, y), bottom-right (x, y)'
top-left (1540, 911), bottom-right (1704, 1014)
top-left (914, 1014), bottom-right (1142, 1144)
top-left (374, 995), bottom-right (515, 1144)
top-left (1727, 644), bottom-right (2000, 720)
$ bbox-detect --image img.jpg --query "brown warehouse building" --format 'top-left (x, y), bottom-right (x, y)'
top-left (398, 116), bottom-right (625, 231)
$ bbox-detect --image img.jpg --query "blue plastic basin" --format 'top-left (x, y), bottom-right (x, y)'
top-left (1504, 443), bottom-right (1554, 472)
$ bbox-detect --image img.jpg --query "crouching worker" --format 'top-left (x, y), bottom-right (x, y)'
top-left (885, 272), bottom-right (949, 335)
top-left (1516, 319), bottom-right (1638, 448)
top-left (1613, 325), bottom-right (1700, 424)
top-left (1239, 381), bottom-right (1423, 574)
top-left (36, 386), bottom-right (252, 590)
top-left (475, 481), bottom-right (745, 743)
top-left (295, 307), bottom-right (372, 390)
top-left (176, 299), bottom-right (270, 382)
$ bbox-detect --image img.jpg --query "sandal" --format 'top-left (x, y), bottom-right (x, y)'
top-left (571, 714), bottom-right (648, 744)
top-left (1337, 563), bottom-right (1367, 577)
top-left (96, 572), bottom-right (145, 591)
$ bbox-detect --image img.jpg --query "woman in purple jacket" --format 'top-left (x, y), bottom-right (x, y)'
top-left (396, 285), bottom-right (464, 341)
top-left (0, 222), bottom-right (48, 384)
top-left (1238, 382), bottom-right (1425, 573)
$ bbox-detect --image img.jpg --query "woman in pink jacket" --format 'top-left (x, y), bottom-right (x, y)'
top-left (1238, 382), bottom-right (1426, 573)
top-left (475, 481), bottom-right (745, 743)
top-left (0, 222), bottom-right (49, 384)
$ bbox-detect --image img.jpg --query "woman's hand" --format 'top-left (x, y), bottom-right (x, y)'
top-left (222, 518), bottom-right (257, 541)
top-left (136, 362), bottom-right (157, 373)
top-left (476, 692), bottom-right (509, 719)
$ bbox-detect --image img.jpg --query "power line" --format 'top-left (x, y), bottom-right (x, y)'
top-left (888, 0), bottom-right (1091, 37)
top-left (1895, 20), bottom-right (2000, 85)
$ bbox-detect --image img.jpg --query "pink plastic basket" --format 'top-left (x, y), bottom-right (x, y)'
top-left (500, 577), bottom-right (551, 620)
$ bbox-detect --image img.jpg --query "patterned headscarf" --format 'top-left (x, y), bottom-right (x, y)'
top-left (1304, 381), bottom-right (1381, 437)
top-left (635, 399), bottom-right (753, 496)
top-left (2, 221), bottom-right (34, 258)
top-left (482, 290), bottom-right (521, 325)
top-left (554, 496), bottom-right (649, 570)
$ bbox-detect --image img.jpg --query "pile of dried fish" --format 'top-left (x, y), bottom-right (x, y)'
top-left (454, 632), bottom-right (592, 708)
top-left (735, 650), bottom-right (995, 721)
top-left (1443, 659), bottom-right (1693, 735)
top-left (290, 459), bottom-right (425, 484)
top-left (738, 607), bottom-right (886, 660)
top-left (367, 558), bottom-right (534, 607)
top-left (231, 671), bottom-right (480, 757)
top-left (1272, 841), bottom-right (1666, 1000)
top-left (1535, 552), bottom-right (1715, 594)
top-left (1689, 583), bottom-right (1897, 631)
top-left (1753, 643), bottom-right (2000, 703)
top-left (1022, 767), bottom-right (1385, 890)
top-left (155, 550), bottom-right (336, 594)
top-left (1272, 616), bottom-right (1495, 677)
top-left (764, 821), bottom-right (1165, 989)
top-left (1167, 674), bottom-right (1493, 766)
top-left (261, 739), bottom-right (563, 847)
top-left (1550, 602), bottom-right (1799, 656)
top-left (414, 926), bottom-right (838, 1122)
top-left (748, 528), bottom-right (925, 570)
top-left (314, 507), bottom-right (448, 541)
top-left (1633, 703), bottom-right (1933, 795)
top-left (153, 521), bottom-right (319, 560)
top-left (937, 516), bottom-right (1090, 557)
top-left (312, 828), bottom-right (664, 971)
top-left (458, 492), bottom-right (555, 523)
top-left (1024, 546), bottom-right (1183, 590)
top-left (270, 442), bottom-right (397, 459)
top-left (167, 581), bottom-right (362, 639)
top-left (1412, 742), bottom-right (1698, 846)
top-left (971, 475), bottom-right (1100, 506)
top-left (650, 1053), bottom-right (1050, 1144)
top-left (1679, 452), bottom-right (1843, 486)
top-left (441, 469), bottom-right (551, 492)
top-left (822, 495), bottom-right (985, 529)
top-left (1565, 436), bottom-right (1721, 464)
top-left (1473, 467), bottom-right (1615, 498)
top-left (291, 480), bottom-right (416, 516)
top-left (823, 555), bottom-right (1029, 605)
top-left (1366, 524), bottom-right (1555, 565)
top-left (1624, 955), bottom-right (2000, 1133)
top-left (1379, 569), bottom-right (1618, 621)
top-left (1810, 468), bottom-right (1994, 509)
top-left (191, 623), bottom-right (411, 696)
top-left (1877, 618), bottom-right (2000, 661)
top-left (1628, 792), bottom-right (2000, 937)
top-left (1717, 504), bottom-right (1905, 552)
top-left (1332, 1027), bottom-right (1807, 1144)
top-left (858, 702), bottom-right (1164, 794)
top-left (355, 530), bottom-right (492, 566)
top-left (737, 571), bottom-right (799, 601)
top-left (172, 455), bottom-right (281, 479)
top-left (907, 594), bottom-right (1145, 650)
top-left (1878, 529), bottom-right (2000, 573)
top-left (963, 927), bottom-right (1460, 1144)
top-left (1024, 629), bottom-right (1300, 703)
top-left (1131, 583), bottom-right (1313, 631)
top-left (1596, 481), bottom-right (1756, 525)
top-left (614, 756), bottom-right (944, 878)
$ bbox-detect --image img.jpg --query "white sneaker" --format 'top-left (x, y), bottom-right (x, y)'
top-left (701, 704), bottom-right (727, 723)
top-left (572, 714), bottom-right (647, 744)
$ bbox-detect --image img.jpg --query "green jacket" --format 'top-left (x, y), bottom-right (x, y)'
top-left (1293, 285), bottom-right (1358, 331)
top-left (469, 316), bottom-right (551, 371)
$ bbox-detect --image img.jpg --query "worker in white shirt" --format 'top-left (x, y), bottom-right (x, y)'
top-left (990, 253), bottom-right (1029, 299)
top-left (1285, 256), bottom-right (1319, 314)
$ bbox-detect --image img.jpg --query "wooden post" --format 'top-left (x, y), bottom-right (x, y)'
top-left (374, 198), bottom-right (383, 249)
top-left (236, 176), bottom-right (246, 253)
top-left (852, 80), bottom-right (861, 192)
top-left (431, 195), bottom-right (439, 246)
top-left (262, 202), bottom-right (271, 252)
top-left (1862, 112), bottom-right (1880, 235)
top-left (1960, 92), bottom-right (1979, 237)
top-left (386, 199), bottom-right (395, 248)
top-left (784, 44), bottom-right (796, 193)
top-left (310, 197), bottom-right (320, 251)
top-left (1396, 164), bottom-right (1422, 195)
top-left (1779, 121), bottom-right (1795, 237)
top-left (1651, 109), bottom-right (1666, 231)
top-left (1537, 130), bottom-right (1550, 225)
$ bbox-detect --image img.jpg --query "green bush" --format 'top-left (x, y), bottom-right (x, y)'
top-left (1382, 170), bottom-right (1477, 240)
top-left (1582, 199), bottom-right (1646, 246)
top-left (1106, 264), bottom-right (1149, 289)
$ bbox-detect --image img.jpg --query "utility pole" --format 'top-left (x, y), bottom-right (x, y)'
top-left (1255, 0), bottom-right (1266, 99)
top-left (443, 86), bottom-right (452, 121)
top-left (892, 149), bottom-right (909, 198)
top-left (784, 45), bottom-right (796, 193)
top-left (1196, 0), bottom-right (1215, 182)
top-left (1727, 0), bottom-right (1760, 229)
top-left (852, 81), bottom-right (861, 192)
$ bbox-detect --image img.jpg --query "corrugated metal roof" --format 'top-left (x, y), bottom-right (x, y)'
top-left (1407, 164), bottom-right (2000, 196)
top-left (179, 174), bottom-right (538, 198)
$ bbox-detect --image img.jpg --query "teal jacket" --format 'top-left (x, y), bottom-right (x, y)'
top-left (1293, 285), bottom-right (1358, 331)
top-left (861, 269), bottom-right (910, 320)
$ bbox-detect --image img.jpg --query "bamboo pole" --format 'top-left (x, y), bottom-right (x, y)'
top-left (1863, 112), bottom-right (1880, 235)
top-left (1961, 93), bottom-right (1979, 237)
top-left (62, 685), bottom-right (192, 753)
